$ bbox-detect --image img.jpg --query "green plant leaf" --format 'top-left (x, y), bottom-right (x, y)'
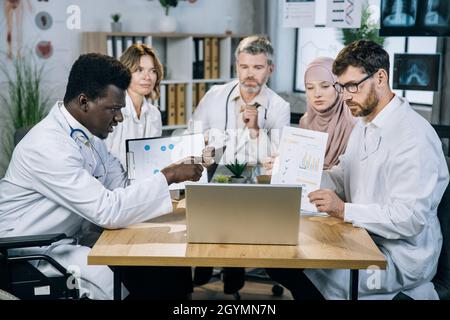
top-left (159, 0), bottom-right (178, 15)
top-left (110, 13), bottom-right (121, 22)
top-left (0, 54), bottom-right (50, 130)
top-left (340, 5), bottom-right (385, 46)
top-left (225, 160), bottom-right (247, 178)
top-left (212, 175), bottom-right (230, 183)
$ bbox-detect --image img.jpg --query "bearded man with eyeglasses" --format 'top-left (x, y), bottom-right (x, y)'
top-left (266, 40), bottom-right (449, 301)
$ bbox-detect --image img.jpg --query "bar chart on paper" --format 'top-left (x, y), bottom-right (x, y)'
top-left (300, 151), bottom-right (321, 172)
top-left (271, 127), bottom-right (328, 213)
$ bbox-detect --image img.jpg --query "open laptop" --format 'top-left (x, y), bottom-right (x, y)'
top-left (185, 183), bottom-right (302, 245)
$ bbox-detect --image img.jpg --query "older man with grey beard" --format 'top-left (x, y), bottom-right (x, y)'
top-left (188, 35), bottom-right (291, 295)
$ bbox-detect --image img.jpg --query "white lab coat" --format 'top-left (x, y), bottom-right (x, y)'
top-left (304, 95), bottom-right (449, 300)
top-left (0, 102), bottom-right (173, 299)
top-left (105, 92), bottom-right (162, 169)
top-left (189, 80), bottom-right (290, 165)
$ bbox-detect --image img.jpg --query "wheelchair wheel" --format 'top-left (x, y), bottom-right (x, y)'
top-left (272, 284), bottom-right (284, 297)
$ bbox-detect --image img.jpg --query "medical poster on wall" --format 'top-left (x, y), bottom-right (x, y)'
top-left (326, 0), bottom-right (362, 28)
top-left (283, 0), bottom-right (316, 28)
top-left (126, 134), bottom-right (208, 190)
top-left (271, 127), bottom-right (328, 213)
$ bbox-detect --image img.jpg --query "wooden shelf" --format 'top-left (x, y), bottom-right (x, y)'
top-left (81, 32), bottom-right (252, 129)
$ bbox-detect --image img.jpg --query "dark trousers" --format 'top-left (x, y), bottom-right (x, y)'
top-left (121, 266), bottom-right (193, 300)
top-left (265, 268), bottom-right (325, 300)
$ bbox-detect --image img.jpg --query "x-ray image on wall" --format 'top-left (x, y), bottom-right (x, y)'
top-left (399, 60), bottom-right (430, 86)
top-left (424, 0), bottom-right (450, 26)
top-left (393, 54), bottom-right (440, 91)
top-left (382, 0), bottom-right (418, 26)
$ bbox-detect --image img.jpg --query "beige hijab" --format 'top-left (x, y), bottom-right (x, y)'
top-left (300, 57), bottom-right (356, 169)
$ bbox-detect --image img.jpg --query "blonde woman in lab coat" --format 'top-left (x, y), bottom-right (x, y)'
top-left (105, 44), bottom-right (164, 169)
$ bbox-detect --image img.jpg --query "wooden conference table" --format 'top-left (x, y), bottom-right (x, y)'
top-left (88, 200), bottom-right (386, 300)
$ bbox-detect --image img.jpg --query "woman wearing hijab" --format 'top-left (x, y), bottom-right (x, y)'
top-left (262, 57), bottom-right (355, 173)
top-left (300, 56), bottom-right (356, 169)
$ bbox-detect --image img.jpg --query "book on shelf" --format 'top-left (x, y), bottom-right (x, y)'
top-left (197, 82), bottom-right (207, 103)
top-left (204, 37), bottom-right (212, 79)
top-left (134, 36), bottom-right (144, 44)
top-left (167, 84), bottom-right (177, 126)
top-left (157, 84), bottom-right (167, 125)
top-left (115, 37), bottom-right (124, 58)
top-left (125, 37), bottom-right (133, 51)
top-left (211, 37), bottom-right (220, 79)
top-left (175, 84), bottom-right (186, 125)
top-left (107, 37), bottom-right (114, 57)
top-left (192, 82), bottom-right (198, 113)
top-left (193, 38), bottom-right (204, 79)
top-left (105, 35), bottom-right (154, 59)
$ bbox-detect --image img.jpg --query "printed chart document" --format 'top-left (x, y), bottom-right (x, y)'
top-left (271, 126), bottom-right (328, 213)
top-left (326, 0), bottom-right (362, 28)
top-left (283, 0), bottom-right (316, 28)
top-left (126, 133), bottom-right (208, 190)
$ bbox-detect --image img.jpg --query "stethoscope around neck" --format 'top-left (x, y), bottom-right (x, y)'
top-left (224, 82), bottom-right (268, 131)
top-left (59, 103), bottom-right (108, 180)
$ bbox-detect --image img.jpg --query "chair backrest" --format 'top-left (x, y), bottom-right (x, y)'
top-left (432, 124), bottom-right (450, 300)
top-left (432, 125), bottom-right (450, 157)
top-left (434, 179), bottom-right (450, 300)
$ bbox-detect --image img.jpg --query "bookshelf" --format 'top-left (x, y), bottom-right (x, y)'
top-left (82, 32), bottom-right (246, 131)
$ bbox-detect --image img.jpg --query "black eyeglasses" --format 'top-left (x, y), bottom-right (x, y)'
top-left (333, 71), bottom-right (377, 93)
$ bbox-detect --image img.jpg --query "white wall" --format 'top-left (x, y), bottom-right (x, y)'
top-left (0, 0), bottom-right (256, 177)
top-left (267, 0), bottom-right (296, 93)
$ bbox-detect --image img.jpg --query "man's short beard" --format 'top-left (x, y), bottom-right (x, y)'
top-left (240, 83), bottom-right (262, 94)
top-left (359, 84), bottom-right (378, 117)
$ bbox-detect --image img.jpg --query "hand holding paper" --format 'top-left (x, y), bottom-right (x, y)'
top-left (262, 152), bottom-right (279, 175)
top-left (308, 189), bottom-right (344, 219)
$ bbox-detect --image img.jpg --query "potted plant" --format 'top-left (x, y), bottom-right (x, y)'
top-left (340, 5), bottom-right (385, 46)
top-left (158, 0), bottom-right (178, 32)
top-left (225, 160), bottom-right (248, 183)
top-left (0, 55), bottom-right (50, 166)
top-left (159, 0), bottom-right (179, 16)
top-left (110, 13), bottom-right (122, 32)
top-left (212, 174), bottom-right (231, 183)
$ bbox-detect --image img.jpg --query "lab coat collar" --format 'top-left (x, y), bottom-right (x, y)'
top-left (359, 94), bottom-right (401, 160)
top-left (368, 94), bottom-right (401, 129)
top-left (123, 92), bottom-right (150, 121)
top-left (58, 101), bottom-right (94, 141)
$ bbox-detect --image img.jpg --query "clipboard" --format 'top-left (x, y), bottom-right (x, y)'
top-left (125, 133), bottom-right (208, 190)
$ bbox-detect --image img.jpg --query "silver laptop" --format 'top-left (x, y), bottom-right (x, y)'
top-left (185, 183), bottom-right (301, 245)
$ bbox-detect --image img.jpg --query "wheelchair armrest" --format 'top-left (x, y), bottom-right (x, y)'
top-left (0, 234), bottom-right (67, 251)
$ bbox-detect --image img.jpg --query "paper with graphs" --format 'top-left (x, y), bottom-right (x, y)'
top-left (126, 133), bottom-right (207, 190)
top-left (271, 126), bottom-right (328, 213)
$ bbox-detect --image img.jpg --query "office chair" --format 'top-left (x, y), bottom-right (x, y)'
top-left (194, 267), bottom-right (284, 299)
top-left (0, 233), bottom-right (79, 300)
top-left (431, 124), bottom-right (450, 300)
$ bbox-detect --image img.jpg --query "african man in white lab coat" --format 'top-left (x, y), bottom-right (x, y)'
top-left (0, 53), bottom-right (204, 300)
top-left (266, 40), bottom-right (449, 300)
top-left (189, 36), bottom-right (290, 294)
